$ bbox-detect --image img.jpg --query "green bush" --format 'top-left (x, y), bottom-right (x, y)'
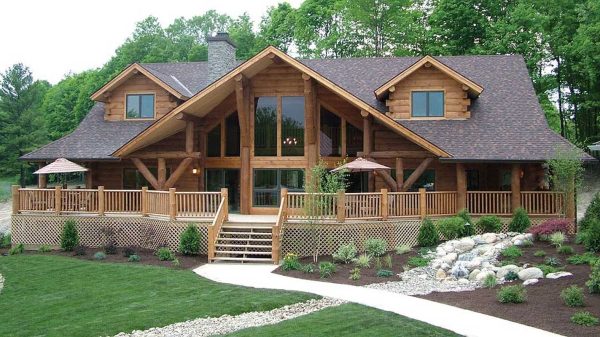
top-left (501, 246), bottom-right (523, 259)
top-left (560, 285), bottom-right (585, 307)
top-left (544, 256), bottom-right (562, 267)
top-left (536, 264), bottom-right (560, 276)
top-left (383, 254), bottom-right (393, 269)
top-left (319, 261), bottom-right (336, 278)
top-left (436, 217), bottom-right (465, 240)
top-left (354, 254), bottom-right (371, 268)
top-left (580, 192), bottom-right (600, 232)
top-left (504, 271), bottom-right (519, 281)
top-left (571, 311), bottom-right (599, 326)
top-left (60, 219), bottom-right (79, 251)
top-left (0, 232), bottom-right (10, 248)
top-left (567, 253), bottom-right (598, 265)
top-left (104, 242), bottom-right (117, 255)
top-left (376, 269), bottom-right (394, 277)
top-left (128, 254), bottom-right (141, 262)
top-left (156, 247), bottom-right (175, 261)
top-left (483, 274), bottom-right (497, 288)
top-left (364, 238), bottom-right (387, 257)
top-left (521, 239), bottom-right (534, 247)
top-left (282, 253), bottom-right (301, 271)
top-left (477, 215), bottom-right (502, 233)
top-left (497, 285), bottom-right (527, 303)
top-left (558, 245), bottom-right (574, 255)
top-left (171, 258), bottom-right (181, 268)
top-left (301, 263), bottom-right (315, 274)
top-left (586, 261), bottom-right (600, 294)
top-left (408, 256), bottom-right (430, 268)
top-left (94, 252), bottom-right (106, 260)
top-left (549, 232), bottom-right (566, 247)
top-left (349, 267), bottom-right (361, 281)
top-left (417, 218), bottom-right (439, 247)
top-left (8, 243), bottom-right (24, 255)
top-left (583, 219), bottom-right (600, 252)
top-left (457, 209), bottom-right (475, 236)
top-left (179, 223), bottom-right (201, 255)
top-left (38, 244), bottom-right (52, 253)
top-left (332, 243), bottom-right (357, 263)
top-left (395, 244), bottom-right (411, 255)
top-left (509, 207), bottom-right (531, 233)
top-left (533, 250), bottom-right (546, 257)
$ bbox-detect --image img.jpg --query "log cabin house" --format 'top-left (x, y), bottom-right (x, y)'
top-left (14, 33), bottom-right (592, 262)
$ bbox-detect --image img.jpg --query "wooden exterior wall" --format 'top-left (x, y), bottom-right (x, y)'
top-left (386, 65), bottom-right (471, 119)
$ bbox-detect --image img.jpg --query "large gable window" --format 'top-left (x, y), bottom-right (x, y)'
top-left (126, 94), bottom-right (155, 119)
top-left (411, 91), bottom-right (444, 117)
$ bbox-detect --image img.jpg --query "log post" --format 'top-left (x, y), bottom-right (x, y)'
top-left (456, 163), bottom-right (467, 212)
top-left (511, 163), bottom-right (521, 212)
top-left (207, 226), bottom-right (214, 262)
top-left (169, 188), bottom-right (177, 220)
top-left (235, 74), bottom-right (251, 214)
top-left (303, 74), bottom-right (318, 170)
top-left (141, 186), bottom-right (148, 217)
top-left (381, 188), bottom-right (388, 220)
top-left (565, 179), bottom-right (576, 224)
top-left (11, 185), bottom-right (19, 215)
top-left (38, 163), bottom-right (47, 188)
top-left (419, 188), bottom-right (427, 219)
top-left (280, 187), bottom-right (288, 221)
top-left (337, 189), bottom-right (346, 223)
top-left (158, 158), bottom-right (167, 190)
top-left (362, 112), bottom-right (374, 191)
top-left (221, 187), bottom-right (229, 221)
top-left (185, 120), bottom-right (194, 153)
top-left (98, 186), bottom-right (105, 216)
top-left (55, 186), bottom-right (62, 215)
top-left (395, 158), bottom-right (404, 191)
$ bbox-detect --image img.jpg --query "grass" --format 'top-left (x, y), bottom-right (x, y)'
top-left (0, 254), bottom-right (317, 337)
top-left (225, 303), bottom-right (461, 337)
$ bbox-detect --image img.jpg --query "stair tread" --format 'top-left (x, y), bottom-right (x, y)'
top-left (217, 237), bottom-right (272, 242)
top-left (215, 244), bottom-right (272, 248)
top-left (222, 225), bottom-right (273, 229)
top-left (211, 256), bottom-right (273, 262)
top-left (215, 250), bottom-right (272, 255)
top-left (219, 231), bottom-right (272, 236)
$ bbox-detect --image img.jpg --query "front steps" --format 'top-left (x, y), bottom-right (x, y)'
top-left (211, 223), bottom-right (274, 263)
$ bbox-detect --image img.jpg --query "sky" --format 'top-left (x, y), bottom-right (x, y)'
top-left (0, 0), bottom-right (303, 84)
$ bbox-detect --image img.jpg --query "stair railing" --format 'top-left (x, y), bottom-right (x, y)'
top-left (272, 188), bottom-right (288, 264)
top-left (207, 188), bottom-right (228, 262)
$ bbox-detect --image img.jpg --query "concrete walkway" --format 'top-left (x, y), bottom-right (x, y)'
top-left (195, 264), bottom-right (563, 337)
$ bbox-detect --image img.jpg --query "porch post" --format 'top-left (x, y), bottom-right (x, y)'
top-left (381, 189), bottom-right (388, 220)
top-left (141, 186), bottom-right (148, 216)
top-left (511, 163), bottom-right (521, 212)
top-left (456, 163), bottom-right (467, 212)
top-left (54, 186), bottom-right (62, 215)
top-left (38, 163), bottom-right (47, 188)
top-left (11, 185), bottom-right (19, 215)
top-left (221, 188), bottom-right (229, 221)
top-left (169, 188), bottom-right (177, 220)
top-left (337, 190), bottom-right (346, 223)
top-left (98, 186), bottom-right (105, 216)
top-left (395, 158), bottom-right (404, 191)
top-left (303, 74), bottom-right (318, 171)
top-left (362, 111), bottom-right (374, 191)
top-left (419, 188), bottom-right (427, 219)
top-left (235, 74), bottom-right (251, 214)
top-left (158, 158), bottom-right (167, 190)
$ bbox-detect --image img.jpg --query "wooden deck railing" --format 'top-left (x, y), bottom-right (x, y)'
top-left (104, 189), bottom-right (141, 214)
top-left (272, 188), bottom-right (288, 264)
top-left (207, 188), bottom-right (228, 262)
top-left (176, 191), bottom-right (221, 218)
top-left (521, 191), bottom-right (564, 215)
top-left (345, 192), bottom-right (382, 219)
top-left (286, 192), bottom-right (338, 220)
top-left (388, 192), bottom-right (420, 217)
top-left (467, 191), bottom-right (512, 215)
top-left (426, 191), bottom-right (457, 216)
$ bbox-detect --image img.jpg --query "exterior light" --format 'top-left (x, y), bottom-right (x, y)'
top-left (192, 168), bottom-right (198, 174)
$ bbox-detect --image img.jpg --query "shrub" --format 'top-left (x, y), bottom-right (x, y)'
top-left (383, 254), bottom-right (393, 269)
top-left (364, 238), bottom-right (387, 257)
top-left (354, 254), bottom-right (371, 268)
top-left (94, 252), bottom-right (106, 260)
top-left (571, 311), bottom-right (599, 327)
top-left (536, 264), bottom-right (560, 276)
top-left (521, 239), bottom-right (534, 247)
top-left (179, 223), bottom-right (201, 255)
top-left (60, 220), bottom-right (79, 251)
top-left (497, 285), bottom-right (527, 303)
top-left (417, 218), bottom-right (439, 247)
top-left (319, 261), bottom-right (336, 278)
top-left (501, 246), bottom-right (523, 259)
top-left (533, 250), bottom-right (546, 257)
top-left (171, 258), bottom-right (181, 268)
top-left (128, 254), bottom-right (141, 262)
top-left (436, 217), bottom-right (465, 240)
top-left (123, 246), bottom-right (136, 258)
top-left (332, 243), bottom-right (357, 263)
top-left (477, 215), bottom-right (502, 233)
top-left (349, 268), bottom-right (361, 281)
top-left (544, 256), bottom-right (562, 267)
top-left (504, 271), bottom-right (519, 281)
top-left (586, 261), bottom-right (600, 294)
top-left (457, 208), bottom-right (475, 236)
top-left (282, 253), bottom-right (301, 271)
top-left (483, 274), bottom-right (497, 288)
top-left (301, 263), bottom-right (315, 274)
top-left (0, 233), bottom-right (11, 248)
top-left (9, 243), bottom-right (24, 255)
top-left (73, 245), bottom-right (86, 256)
top-left (377, 269), bottom-right (394, 277)
top-left (395, 244), bottom-right (411, 255)
top-left (374, 257), bottom-right (382, 270)
top-left (560, 285), bottom-right (585, 307)
top-left (580, 192), bottom-right (600, 232)
top-left (104, 242), bottom-right (117, 255)
top-left (558, 245), bottom-right (574, 255)
top-left (408, 256), bottom-right (430, 268)
top-left (583, 219), bottom-right (600, 252)
top-left (156, 247), bottom-right (175, 261)
top-left (549, 232), bottom-right (566, 247)
top-left (529, 219), bottom-right (570, 238)
top-left (38, 244), bottom-right (51, 253)
top-left (509, 207), bottom-right (531, 233)
top-left (567, 253), bottom-right (598, 265)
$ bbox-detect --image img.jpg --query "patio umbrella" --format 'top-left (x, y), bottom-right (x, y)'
top-left (34, 158), bottom-right (88, 188)
top-left (331, 157), bottom-right (391, 172)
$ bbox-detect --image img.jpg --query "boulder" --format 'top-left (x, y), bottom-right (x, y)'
top-left (512, 234), bottom-right (526, 242)
top-left (518, 267), bottom-right (544, 281)
top-left (454, 238), bottom-right (476, 253)
top-left (436, 247), bottom-right (447, 257)
top-left (458, 278), bottom-right (470, 285)
top-left (523, 279), bottom-right (539, 286)
top-left (441, 263), bottom-right (451, 271)
top-left (436, 269), bottom-right (447, 280)
top-left (441, 253), bottom-right (458, 264)
top-left (442, 243), bottom-right (455, 254)
top-left (466, 257), bottom-right (482, 269)
top-left (546, 272), bottom-right (573, 279)
top-left (524, 233), bottom-right (534, 241)
top-left (468, 269), bottom-right (481, 281)
top-left (473, 235), bottom-right (485, 244)
top-left (496, 265), bottom-right (522, 280)
top-left (450, 263), bottom-right (469, 278)
top-left (482, 233), bottom-right (497, 243)
top-left (475, 270), bottom-right (495, 282)
top-left (513, 240), bottom-right (524, 246)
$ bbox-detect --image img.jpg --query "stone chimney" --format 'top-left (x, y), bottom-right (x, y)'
top-left (207, 32), bottom-right (237, 82)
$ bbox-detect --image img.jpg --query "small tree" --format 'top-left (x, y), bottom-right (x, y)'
top-left (60, 219), bottom-right (79, 251)
top-left (581, 192), bottom-right (600, 232)
top-left (509, 207), bottom-right (531, 233)
top-left (179, 223), bottom-right (201, 255)
top-left (547, 147), bottom-right (583, 217)
top-left (417, 218), bottom-right (439, 247)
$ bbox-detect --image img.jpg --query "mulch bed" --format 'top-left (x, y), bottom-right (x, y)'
top-left (273, 251), bottom-right (420, 286)
top-left (419, 239), bottom-right (600, 337)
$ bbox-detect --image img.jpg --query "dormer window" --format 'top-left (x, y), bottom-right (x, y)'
top-left (126, 94), bottom-right (155, 119)
top-left (411, 91), bottom-right (444, 117)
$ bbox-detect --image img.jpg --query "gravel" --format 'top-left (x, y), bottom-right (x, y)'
top-left (113, 298), bottom-right (344, 337)
top-left (0, 273), bottom-right (4, 295)
top-left (365, 267), bottom-right (479, 295)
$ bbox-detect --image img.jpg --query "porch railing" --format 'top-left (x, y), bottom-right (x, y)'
top-left (520, 191), bottom-right (564, 216)
top-left (467, 191), bottom-right (512, 215)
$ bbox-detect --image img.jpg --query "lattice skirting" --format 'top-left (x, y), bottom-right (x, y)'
top-left (282, 216), bottom-right (558, 257)
top-left (11, 214), bottom-right (210, 252)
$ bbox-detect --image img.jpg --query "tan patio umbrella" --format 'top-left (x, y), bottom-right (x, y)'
top-left (331, 157), bottom-right (391, 172)
top-left (34, 158), bottom-right (88, 188)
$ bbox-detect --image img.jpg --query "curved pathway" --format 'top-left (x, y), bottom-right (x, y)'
top-left (195, 264), bottom-right (563, 337)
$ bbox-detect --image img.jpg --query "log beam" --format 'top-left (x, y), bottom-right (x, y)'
top-left (131, 158), bottom-right (160, 190)
top-left (128, 151), bottom-right (201, 159)
top-left (235, 73), bottom-right (251, 214)
top-left (164, 158), bottom-right (193, 189)
top-left (401, 157), bottom-right (434, 192)
top-left (357, 150), bottom-right (435, 159)
top-left (374, 170), bottom-right (398, 192)
top-left (176, 112), bottom-right (203, 123)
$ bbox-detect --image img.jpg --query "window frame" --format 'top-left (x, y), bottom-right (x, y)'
top-left (204, 111), bottom-right (241, 158)
top-left (124, 92), bottom-right (156, 120)
top-left (252, 168), bottom-right (304, 207)
top-left (410, 90), bottom-right (445, 118)
top-left (317, 102), bottom-right (363, 158)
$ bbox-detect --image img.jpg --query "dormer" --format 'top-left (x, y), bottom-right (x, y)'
top-left (375, 56), bottom-right (483, 120)
top-left (90, 63), bottom-right (188, 121)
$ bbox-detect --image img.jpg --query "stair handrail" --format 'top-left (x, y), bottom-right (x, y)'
top-left (207, 188), bottom-right (228, 262)
top-left (272, 188), bottom-right (288, 264)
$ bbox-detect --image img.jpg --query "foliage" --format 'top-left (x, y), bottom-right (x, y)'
top-left (497, 285), bottom-right (527, 304)
top-left (504, 271), bottom-right (519, 281)
top-left (457, 209), bottom-right (475, 237)
top-left (436, 217), bottom-right (465, 240)
top-left (558, 245), bottom-right (574, 255)
top-left (128, 254), bottom-right (140, 262)
top-left (300, 263), bottom-right (315, 274)
top-left (363, 238), bottom-right (387, 257)
top-left (94, 252), bottom-right (106, 260)
top-left (0, 232), bottom-right (10, 248)
top-left (417, 218), bottom-right (439, 247)
top-left (60, 220), bottom-right (79, 251)
top-left (104, 241), bottom-right (117, 255)
top-left (282, 253), bottom-right (301, 271)
top-left (586, 261), bottom-right (600, 294)
top-left (509, 208), bottom-right (531, 233)
top-left (395, 244), bottom-right (411, 255)
top-left (349, 267), bottom-right (361, 281)
top-left (8, 243), bottom-right (24, 255)
top-left (544, 256), bottom-right (562, 267)
top-left (156, 247), bottom-right (175, 261)
top-left (38, 244), bottom-right (51, 253)
top-left (73, 245), bottom-right (86, 256)
top-left (123, 246), bottom-right (136, 258)
top-left (374, 257), bottom-right (382, 271)
top-left (376, 269), bottom-right (394, 278)
top-left (332, 243), bottom-right (357, 264)
top-left (549, 232), bottom-right (566, 247)
top-left (582, 219), bottom-right (600, 252)
top-left (560, 285), bottom-right (585, 307)
top-left (547, 148), bottom-right (583, 199)
top-left (179, 223), bottom-right (201, 255)
top-left (476, 216), bottom-right (502, 233)
top-left (353, 254), bottom-right (371, 268)
top-left (536, 264), bottom-right (561, 276)
top-left (318, 261), bottom-right (336, 278)
top-left (580, 192), bottom-right (600, 232)
top-left (383, 254), bottom-right (393, 269)
top-left (571, 312), bottom-right (599, 327)
top-left (529, 219), bottom-right (571, 238)
top-left (567, 253), bottom-right (599, 265)
top-left (534, 250), bottom-right (546, 257)
top-left (407, 256), bottom-right (430, 268)
top-left (521, 239), bottom-right (533, 247)
top-left (501, 246), bottom-right (523, 259)
top-left (483, 274), bottom-right (497, 288)
top-left (171, 258), bottom-right (181, 268)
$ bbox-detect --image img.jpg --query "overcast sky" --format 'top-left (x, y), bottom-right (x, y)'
top-left (0, 0), bottom-right (302, 84)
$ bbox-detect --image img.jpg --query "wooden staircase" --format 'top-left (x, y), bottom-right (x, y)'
top-left (210, 223), bottom-right (274, 263)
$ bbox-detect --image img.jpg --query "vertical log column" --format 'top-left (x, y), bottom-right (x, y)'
top-left (456, 163), bottom-right (467, 212)
top-left (511, 163), bottom-right (521, 212)
top-left (38, 163), bottom-right (47, 188)
top-left (11, 185), bottom-right (19, 215)
top-left (362, 111), bottom-right (374, 191)
top-left (395, 158), bottom-right (404, 191)
top-left (381, 188), bottom-right (388, 220)
top-left (303, 74), bottom-right (318, 171)
top-left (169, 188), bottom-right (177, 220)
top-left (98, 186), bottom-right (105, 216)
top-left (236, 74), bottom-right (251, 214)
top-left (198, 130), bottom-right (206, 191)
top-left (419, 187), bottom-right (427, 219)
top-left (141, 186), bottom-right (148, 216)
top-left (158, 158), bottom-right (167, 190)
top-left (54, 186), bottom-right (62, 215)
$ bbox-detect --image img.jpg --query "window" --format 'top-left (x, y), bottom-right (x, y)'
top-left (466, 169), bottom-right (480, 190)
top-left (225, 114), bottom-right (240, 156)
top-left (205, 169), bottom-right (240, 212)
top-left (411, 91), bottom-right (444, 117)
top-left (253, 169), bottom-right (304, 207)
top-left (254, 97), bottom-right (278, 156)
top-left (282, 96), bottom-right (305, 156)
top-left (403, 169), bottom-right (435, 191)
top-left (347, 172), bottom-right (368, 192)
top-left (346, 123), bottom-right (363, 157)
top-left (126, 94), bottom-right (155, 119)
top-left (207, 125), bottom-right (221, 157)
top-left (320, 107), bottom-right (341, 156)
top-left (123, 168), bottom-right (168, 190)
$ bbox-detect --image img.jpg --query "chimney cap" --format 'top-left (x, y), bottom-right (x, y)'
top-left (207, 32), bottom-right (236, 48)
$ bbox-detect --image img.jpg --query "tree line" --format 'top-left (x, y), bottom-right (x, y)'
top-left (0, 0), bottom-right (598, 180)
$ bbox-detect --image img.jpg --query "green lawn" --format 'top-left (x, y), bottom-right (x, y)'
top-left (0, 254), bottom-right (317, 337)
top-left (226, 303), bottom-right (461, 337)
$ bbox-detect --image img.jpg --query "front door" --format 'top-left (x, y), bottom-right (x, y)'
top-left (205, 169), bottom-right (240, 213)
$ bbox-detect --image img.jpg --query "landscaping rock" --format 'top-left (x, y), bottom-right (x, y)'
top-left (441, 253), bottom-right (458, 264)
top-left (454, 238), bottom-right (475, 253)
top-left (546, 272), bottom-right (573, 279)
top-left (496, 265), bottom-right (522, 280)
top-left (518, 267), bottom-right (544, 281)
top-left (436, 269), bottom-right (447, 280)
top-left (450, 263), bottom-right (469, 278)
top-left (468, 269), bottom-right (481, 281)
top-left (475, 270), bottom-right (495, 282)
top-left (482, 233), bottom-right (497, 243)
top-left (523, 279), bottom-right (539, 286)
